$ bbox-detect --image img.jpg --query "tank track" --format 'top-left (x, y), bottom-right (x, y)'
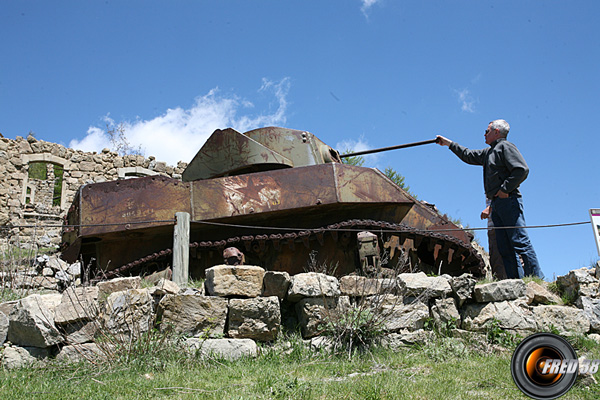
top-left (91, 219), bottom-right (485, 283)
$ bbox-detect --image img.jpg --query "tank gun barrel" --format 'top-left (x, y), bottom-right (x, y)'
top-left (340, 138), bottom-right (439, 158)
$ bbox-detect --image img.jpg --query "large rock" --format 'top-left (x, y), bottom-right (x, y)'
top-left (262, 271), bottom-right (291, 300)
top-left (60, 319), bottom-right (99, 344)
top-left (66, 261), bottom-right (82, 278)
top-left (533, 305), bottom-right (590, 336)
top-left (97, 277), bottom-right (142, 302)
top-left (557, 267), bottom-right (597, 286)
top-left (102, 289), bottom-right (153, 340)
top-left (56, 343), bottom-right (104, 364)
top-left (578, 283), bottom-right (600, 298)
top-left (1, 345), bottom-right (51, 369)
top-left (143, 267), bottom-right (173, 286)
top-left (380, 330), bottom-right (434, 348)
top-left (156, 294), bottom-right (227, 337)
top-left (46, 255), bottom-right (68, 272)
top-left (38, 293), bottom-right (63, 313)
top-left (287, 273), bottom-right (340, 302)
top-left (431, 297), bottom-right (460, 328)
top-left (54, 286), bottom-right (99, 324)
top-left (8, 294), bottom-right (64, 348)
top-left (449, 274), bottom-right (476, 306)
top-left (525, 281), bottom-right (562, 305)
top-left (0, 311), bottom-right (8, 344)
top-left (0, 300), bottom-right (18, 317)
top-left (397, 272), bottom-right (451, 299)
top-left (185, 338), bottom-right (258, 361)
top-left (295, 296), bottom-right (350, 338)
top-left (371, 295), bottom-right (430, 332)
top-left (151, 278), bottom-right (180, 296)
top-left (228, 296), bottom-right (280, 341)
top-left (577, 297), bottom-right (600, 333)
top-left (556, 267), bottom-right (598, 299)
top-left (13, 275), bottom-right (59, 291)
top-left (473, 279), bottom-right (526, 302)
top-left (340, 276), bottom-right (396, 297)
top-left (462, 300), bottom-right (537, 333)
top-left (205, 265), bottom-right (265, 297)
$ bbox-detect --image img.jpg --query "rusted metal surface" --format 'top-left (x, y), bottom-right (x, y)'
top-left (78, 176), bottom-right (190, 237)
top-left (357, 231), bottom-right (381, 275)
top-left (62, 126), bottom-right (484, 278)
top-left (182, 128), bottom-right (293, 181)
top-left (223, 247), bottom-right (245, 265)
top-left (93, 219), bottom-right (484, 282)
top-left (183, 127), bottom-right (341, 181)
top-left (190, 163), bottom-right (413, 222)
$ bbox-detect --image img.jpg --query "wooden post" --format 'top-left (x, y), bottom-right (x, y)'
top-left (172, 212), bottom-right (190, 285)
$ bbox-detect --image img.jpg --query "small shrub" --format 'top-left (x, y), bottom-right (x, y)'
top-left (421, 336), bottom-right (470, 362)
top-left (570, 334), bottom-right (600, 354)
top-left (546, 281), bottom-right (560, 295)
top-left (485, 319), bottom-right (521, 348)
top-left (561, 291), bottom-right (577, 306)
top-left (475, 277), bottom-right (497, 286)
top-left (321, 304), bottom-right (386, 355)
top-left (423, 316), bottom-right (458, 338)
top-left (522, 276), bottom-right (545, 285)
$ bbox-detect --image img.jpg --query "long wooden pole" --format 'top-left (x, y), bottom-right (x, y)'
top-left (172, 212), bottom-right (190, 285)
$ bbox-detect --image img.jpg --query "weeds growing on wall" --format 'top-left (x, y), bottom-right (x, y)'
top-left (304, 244), bottom-right (409, 358)
top-left (485, 318), bottom-right (521, 348)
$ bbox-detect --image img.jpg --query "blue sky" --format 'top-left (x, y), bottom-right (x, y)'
top-left (1, 1), bottom-right (599, 280)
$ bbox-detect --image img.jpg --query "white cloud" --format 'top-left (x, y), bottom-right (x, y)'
top-left (336, 137), bottom-right (380, 165)
top-left (71, 126), bottom-right (110, 152)
top-left (336, 138), bottom-right (371, 154)
top-left (456, 88), bottom-right (476, 113)
top-left (360, 0), bottom-right (381, 17)
top-left (69, 78), bottom-right (291, 166)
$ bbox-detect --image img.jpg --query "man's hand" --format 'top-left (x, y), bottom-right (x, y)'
top-left (495, 190), bottom-right (509, 199)
top-left (480, 206), bottom-right (491, 220)
top-left (436, 135), bottom-right (452, 147)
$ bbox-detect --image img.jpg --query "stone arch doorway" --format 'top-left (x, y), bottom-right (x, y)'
top-left (21, 154), bottom-right (70, 211)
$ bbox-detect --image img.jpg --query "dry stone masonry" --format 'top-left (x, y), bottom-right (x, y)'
top-left (0, 134), bottom-right (187, 248)
top-left (3, 263), bottom-right (600, 369)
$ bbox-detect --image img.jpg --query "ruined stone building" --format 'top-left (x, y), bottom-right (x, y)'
top-left (0, 134), bottom-right (186, 249)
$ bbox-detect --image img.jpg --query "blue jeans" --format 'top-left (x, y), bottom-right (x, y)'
top-left (491, 196), bottom-right (544, 280)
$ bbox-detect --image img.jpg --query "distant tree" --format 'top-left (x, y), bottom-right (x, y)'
top-left (107, 122), bottom-right (144, 156)
top-left (340, 150), bottom-right (365, 167)
top-left (383, 166), bottom-right (416, 198)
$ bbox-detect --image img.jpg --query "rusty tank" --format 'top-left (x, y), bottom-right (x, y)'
top-left (60, 127), bottom-right (484, 280)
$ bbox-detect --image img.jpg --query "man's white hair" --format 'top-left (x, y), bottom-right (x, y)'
top-left (490, 119), bottom-right (510, 136)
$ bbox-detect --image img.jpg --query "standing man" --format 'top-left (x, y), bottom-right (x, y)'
top-left (436, 119), bottom-right (544, 280)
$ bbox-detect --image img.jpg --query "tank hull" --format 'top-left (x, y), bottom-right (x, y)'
top-left (62, 162), bottom-right (478, 278)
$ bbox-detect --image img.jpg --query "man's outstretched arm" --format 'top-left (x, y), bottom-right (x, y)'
top-left (436, 135), bottom-right (486, 166)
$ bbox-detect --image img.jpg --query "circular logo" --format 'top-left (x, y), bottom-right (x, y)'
top-left (511, 333), bottom-right (578, 399)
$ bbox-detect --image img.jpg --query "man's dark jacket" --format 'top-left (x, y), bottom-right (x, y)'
top-left (448, 137), bottom-right (529, 199)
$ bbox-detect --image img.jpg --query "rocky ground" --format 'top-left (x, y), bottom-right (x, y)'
top-left (2, 255), bottom-right (600, 373)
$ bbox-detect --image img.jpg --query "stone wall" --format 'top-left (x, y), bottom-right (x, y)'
top-left (0, 134), bottom-right (186, 248)
top-left (2, 265), bottom-right (600, 368)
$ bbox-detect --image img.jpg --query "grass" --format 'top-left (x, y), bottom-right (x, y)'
top-left (1, 332), bottom-right (599, 400)
top-left (1, 242), bottom-right (599, 399)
